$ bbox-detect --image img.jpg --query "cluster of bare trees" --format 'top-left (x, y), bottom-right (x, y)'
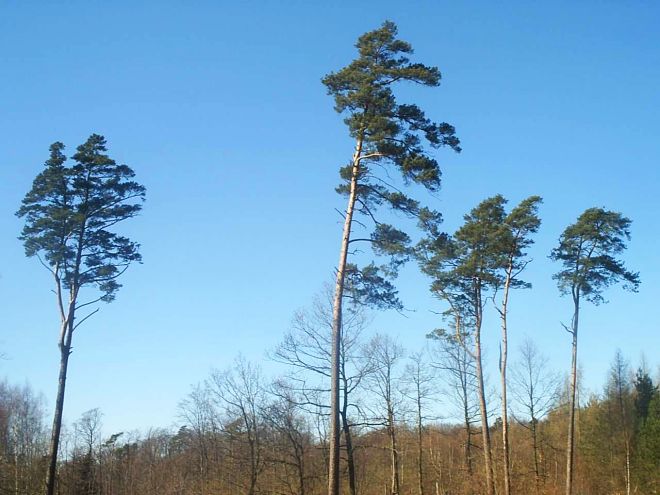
top-left (0, 381), bottom-right (48, 495)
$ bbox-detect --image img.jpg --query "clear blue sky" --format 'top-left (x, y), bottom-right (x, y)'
top-left (1, 1), bottom-right (658, 435)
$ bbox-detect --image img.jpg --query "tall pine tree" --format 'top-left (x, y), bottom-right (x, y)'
top-left (322, 22), bottom-right (460, 495)
top-left (550, 207), bottom-right (639, 495)
top-left (16, 135), bottom-right (145, 495)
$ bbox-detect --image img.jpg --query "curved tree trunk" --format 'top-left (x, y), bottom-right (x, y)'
top-left (329, 136), bottom-right (363, 495)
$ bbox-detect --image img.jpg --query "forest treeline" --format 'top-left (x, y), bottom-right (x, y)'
top-left (1, 336), bottom-right (658, 495)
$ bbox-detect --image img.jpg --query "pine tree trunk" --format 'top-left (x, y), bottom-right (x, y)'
top-left (328, 136), bottom-right (363, 495)
top-left (500, 271), bottom-right (512, 495)
top-left (341, 405), bottom-right (357, 495)
top-left (475, 326), bottom-right (496, 495)
top-left (565, 297), bottom-right (579, 495)
top-left (45, 333), bottom-right (73, 495)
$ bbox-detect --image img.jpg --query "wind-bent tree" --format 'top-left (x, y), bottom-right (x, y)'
top-left (494, 195), bottom-right (542, 495)
top-left (418, 197), bottom-right (510, 495)
top-left (549, 208), bottom-right (640, 495)
top-left (322, 21), bottom-right (460, 495)
top-left (16, 135), bottom-right (145, 495)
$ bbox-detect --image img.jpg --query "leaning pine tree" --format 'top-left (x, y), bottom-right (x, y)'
top-left (16, 134), bottom-right (145, 495)
top-left (322, 21), bottom-right (460, 495)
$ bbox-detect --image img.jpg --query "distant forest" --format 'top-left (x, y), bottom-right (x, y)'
top-left (1, 337), bottom-right (658, 495)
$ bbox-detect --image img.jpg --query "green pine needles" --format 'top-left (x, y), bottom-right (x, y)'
top-left (323, 20), bottom-right (460, 309)
top-left (17, 134), bottom-right (146, 303)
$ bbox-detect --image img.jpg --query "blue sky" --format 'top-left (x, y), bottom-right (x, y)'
top-left (1, 1), bottom-right (658, 435)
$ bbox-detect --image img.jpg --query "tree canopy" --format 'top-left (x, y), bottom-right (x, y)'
top-left (550, 207), bottom-right (640, 305)
top-left (17, 134), bottom-right (146, 303)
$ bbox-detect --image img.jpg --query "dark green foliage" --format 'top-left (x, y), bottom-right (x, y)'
top-left (323, 21), bottom-right (460, 177)
top-left (417, 195), bottom-right (539, 317)
top-left (344, 263), bottom-right (402, 311)
top-left (325, 21), bottom-right (459, 309)
top-left (451, 195), bottom-right (508, 285)
top-left (17, 134), bottom-right (146, 302)
top-left (502, 195), bottom-right (543, 289)
top-left (634, 393), bottom-right (660, 492)
top-left (634, 369), bottom-right (658, 422)
top-left (631, 368), bottom-right (660, 491)
top-left (550, 208), bottom-right (640, 304)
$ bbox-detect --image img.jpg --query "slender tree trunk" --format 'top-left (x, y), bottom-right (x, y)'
top-left (454, 312), bottom-right (473, 478)
top-left (329, 135), bottom-right (363, 495)
top-left (499, 270), bottom-right (512, 495)
top-left (615, 368), bottom-right (632, 495)
top-left (461, 381), bottom-right (473, 477)
top-left (565, 297), bottom-right (579, 495)
top-left (341, 408), bottom-right (357, 495)
top-left (531, 418), bottom-right (541, 495)
top-left (298, 447), bottom-right (306, 495)
top-left (625, 440), bottom-right (630, 495)
top-left (340, 347), bottom-right (358, 495)
top-left (45, 335), bottom-right (72, 495)
top-left (475, 328), bottom-right (495, 495)
top-left (14, 433), bottom-right (20, 495)
top-left (246, 410), bottom-right (260, 495)
top-left (46, 224), bottom-right (85, 495)
top-left (388, 407), bottom-right (400, 495)
top-left (416, 392), bottom-right (425, 495)
top-left (463, 412), bottom-right (472, 476)
top-left (473, 283), bottom-right (495, 495)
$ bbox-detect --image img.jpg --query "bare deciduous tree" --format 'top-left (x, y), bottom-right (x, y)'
top-left (365, 334), bottom-right (405, 495)
top-left (272, 292), bottom-right (374, 495)
top-left (402, 351), bottom-right (438, 495)
top-left (428, 328), bottom-right (478, 478)
top-left (208, 357), bottom-right (266, 495)
top-left (510, 338), bottom-right (560, 493)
